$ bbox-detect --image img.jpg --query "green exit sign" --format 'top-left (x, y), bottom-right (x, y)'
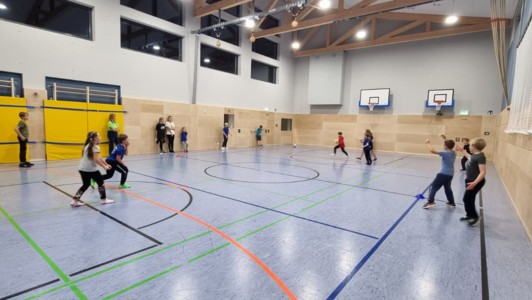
top-left (459, 110), bottom-right (470, 115)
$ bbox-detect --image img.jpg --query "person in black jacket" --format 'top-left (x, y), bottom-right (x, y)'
top-left (155, 117), bottom-right (166, 154)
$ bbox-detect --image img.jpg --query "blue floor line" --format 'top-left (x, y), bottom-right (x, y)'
top-left (326, 188), bottom-right (426, 299)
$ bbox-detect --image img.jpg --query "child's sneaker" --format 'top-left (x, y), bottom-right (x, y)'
top-left (101, 199), bottom-right (115, 204)
top-left (446, 202), bottom-right (456, 207)
top-left (330, 153), bottom-right (335, 156)
top-left (422, 202), bottom-right (436, 209)
top-left (468, 217), bottom-right (481, 226)
top-left (70, 200), bottom-right (85, 207)
top-left (119, 183), bottom-right (131, 189)
top-left (90, 178), bottom-right (95, 189)
top-left (460, 216), bottom-right (474, 221)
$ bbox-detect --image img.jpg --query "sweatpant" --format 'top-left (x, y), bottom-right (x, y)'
top-left (463, 179), bottom-right (485, 219)
top-left (333, 145), bottom-right (348, 156)
top-left (17, 137), bottom-right (28, 163)
top-left (428, 173), bottom-right (454, 204)
top-left (364, 149), bottom-right (372, 165)
top-left (74, 170), bottom-right (107, 200)
top-left (102, 160), bottom-right (129, 185)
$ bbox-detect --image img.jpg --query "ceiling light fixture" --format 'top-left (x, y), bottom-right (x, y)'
top-left (356, 30), bottom-right (367, 39)
top-left (244, 18), bottom-right (255, 29)
top-left (152, 45), bottom-right (161, 50)
top-left (318, 0), bottom-right (331, 9)
top-left (0, 3), bottom-right (7, 9)
top-left (249, 33), bottom-right (256, 43)
top-left (445, 15), bottom-right (458, 24)
top-left (291, 41), bottom-right (301, 50)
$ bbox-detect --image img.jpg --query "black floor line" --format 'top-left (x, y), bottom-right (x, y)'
top-left (479, 191), bottom-right (489, 300)
top-left (42, 181), bottom-right (163, 245)
top-left (137, 214), bottom-right (178, 229)
top-left (130, 171), bottom-right (379, 240)
top-left (0, 279), bottom-right (60, 300)
top-left (69, 244), bottom-right (159, 276)
top-left (0, 181), bottom-right (44, 188)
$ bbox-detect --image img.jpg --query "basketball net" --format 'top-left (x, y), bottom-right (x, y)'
top-left (435, 101), bottom-right (444, 111)
top-left (369, 103), bottom-right (376, 111)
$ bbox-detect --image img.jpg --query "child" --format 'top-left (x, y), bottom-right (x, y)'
top-left (181, 127), bottom-right (189, 152)
top-left (256, 125), bottom-right (263, 148)
top-left (102, 134), bottom-right (131, 189)
top-left (460, 138), bottom-right (471, 171)
top-left (362, 132), bottom-right (372, 165)
top-left (71, 131), bottom-right (114, 207)
top-left (422, 139), bottom-right (456, 209)
top-left (155, 117), bottom-right (166, 154)
top-left (221, 123), bottom-right (230, 151)
top-left (456, 138), bottom-right (487, 226)
top-left (165, 116), bottom-right (176, 153)
top-left (357, 129), bottom-right (376, 161)
top-left (14, 112), bottom-right (33, 168)
top-left (331, 131), bottom-right (348, 158)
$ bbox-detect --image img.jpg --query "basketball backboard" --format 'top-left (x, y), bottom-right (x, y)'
top-left (359, 88), bottom-right (390, 109)
top-left (426, 89), bottom-right (454, 107)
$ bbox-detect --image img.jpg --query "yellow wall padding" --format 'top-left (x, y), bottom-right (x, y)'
top-left (43, 100), bottom-right (124, 160)
top-left (0, 97), bottom-right (28, 163)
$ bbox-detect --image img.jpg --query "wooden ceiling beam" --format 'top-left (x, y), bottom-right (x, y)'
top-left (194, 0), bottom-right (251, 18)
top-left (330, 16), bottom-right (372, 46)
top-left (254, 0), bottom-right (436, 38)
top-left (294, 22), bottom-right (492, 57)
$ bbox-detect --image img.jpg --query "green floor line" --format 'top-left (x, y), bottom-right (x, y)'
top-left (0, 205), bottom-right (87, 300)
top-left (28, 162), bottom-right (406, 298)
top-left (101, 265), bottom-right (181, 300)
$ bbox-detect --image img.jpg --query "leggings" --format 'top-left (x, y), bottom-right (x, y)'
top-left (167, 135), bottom-right (175, 152)
top-left (102, 160), bottom-right (129, 185)
top-left (74, 171), bottom-right (107, 200)
top-left (463, 179), bottom-right (486, 219)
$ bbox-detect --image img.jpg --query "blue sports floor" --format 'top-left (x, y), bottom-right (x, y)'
top-left (1, 145), bottom-right (531, 299)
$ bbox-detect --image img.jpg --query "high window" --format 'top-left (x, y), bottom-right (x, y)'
top-left (251, 60), bottom-right (277, 84)
top-left (201, 44), bottom-right (239, 75)
top-left (0, 0), bottom-right (92, 40)
top-left (121, 18), bottom-right (183, 62)
top-left (281, 119), bottom-right (292, 131)
top-left (252, 38), bottom-right (278, 59)
top-left (121, 0), bottom-right (183, 26)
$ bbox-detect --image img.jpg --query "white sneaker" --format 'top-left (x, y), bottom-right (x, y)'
top-left (101, 199), bottom-right (115, 204)
top-left (330, 153), bottom-right (335, 156)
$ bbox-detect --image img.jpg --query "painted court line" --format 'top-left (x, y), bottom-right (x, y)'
top-left (0, 205), bottom-right (87, 299)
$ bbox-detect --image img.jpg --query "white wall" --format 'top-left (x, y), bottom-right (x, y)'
top-left (293, 31), bottom-right (505, 115)
top-left (0, 0), bottom-right (296, 112)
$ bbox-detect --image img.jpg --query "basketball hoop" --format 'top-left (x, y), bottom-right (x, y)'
top-left (369, 103), bottom-right (376, 111)
top-left (435, 100), bottom-right (444, 115)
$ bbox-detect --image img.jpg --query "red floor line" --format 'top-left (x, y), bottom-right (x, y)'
top-left (107, 185), bottom-right (296, 299)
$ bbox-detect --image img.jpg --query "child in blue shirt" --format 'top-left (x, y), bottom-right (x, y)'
top-left (101, 134), bottom-right (131, 189)
top-left (422, 138), bottom-right (456, 209)
top-left (181, 127), bottom-right (189, 152)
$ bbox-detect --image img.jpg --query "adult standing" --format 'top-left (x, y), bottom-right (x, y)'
top-left (107, 113), bottom-right (119, 154)
top-left (165, 116), bottom-right (176, 153)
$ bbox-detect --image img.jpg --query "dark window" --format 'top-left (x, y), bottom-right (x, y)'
top-left (255, 8), bottom-right (279, 37)
top-left (205, 0), bottom-right (240, 17)
top-left (223, 114), bottom-right (234, 128)
top-left (121, 18), bottom-right (183, 62)
top-left (46, 77), bottom-right (121, 104)
top-left (252, 38), bottom-right (278, 59)
top-left (201, 15), bottom-right (239, 46)
top-left (0, 71), bottom-right (23, 97)
top-left (121, 0), bottom-right (183, 26)
top-left (251, 60), bottom-right (277, 84)
top-left (201, 44), bottom-right (239, 75)
top-left (0, 0), bottom-right (92, 40)
top-left (281, 119), bottom-right (292, 131)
